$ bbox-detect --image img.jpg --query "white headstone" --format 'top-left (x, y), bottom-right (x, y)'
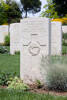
top-left (51, 22), bottom-right (62, 55)
top-left (20, 18), bottom-right (50, 84)
top-left (10, 23), bottom-right (21, 55)
top-left (0, 25), bottom-right (8, 44)
top-left (62, 26), bottom-right (67, 33)
top-left (20, 18), bottom-right (62, 84)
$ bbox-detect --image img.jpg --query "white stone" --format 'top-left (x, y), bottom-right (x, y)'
top-left (20, 18), bottom-right (62, 84)
top-left (62, 26), bottom-right (67, 33)
top-left (51, 22), bottom-right (62, 55)
top-left (20, 18), bottom-right (50, 84)
top-left (0, 25), bottom-right (8, 44)
top-left (10, 23), bottom-right (21, 55)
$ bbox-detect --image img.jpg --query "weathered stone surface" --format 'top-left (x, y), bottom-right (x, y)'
top-left (0, 25), bottom-right (8, 44)
top-left (51, 22), bottom-right (62, 55)
top-left (62, 26), bottom-right (67, 33)
top-left (10, 23), bottom-right (21, 55)
top-left (20, 18), bottom-right (62, 84)
top-left (20, 18), bottom-right (49, 84)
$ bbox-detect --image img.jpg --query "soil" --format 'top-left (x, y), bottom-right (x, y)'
top-left (29, 84), bottom-right (67, 96)
top-left (30, 89), bottom-right (67, 96)
top-left (0, 86), bottom-right (7, 89)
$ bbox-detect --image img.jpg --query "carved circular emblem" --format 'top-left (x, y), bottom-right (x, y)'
top-left (28, 42), bottom-right (40, 56)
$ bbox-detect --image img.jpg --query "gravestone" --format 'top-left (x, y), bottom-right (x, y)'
top-left (10, 23), bottom-right (21, 55)
top-left (0, 25), bottom-right (8, 44)
top-left (10, 18), bottom-right (62, 56)
top-left (20, 18), bottom-right (62, 84)
top-left (51, 22), bottom-right (62, 55)
top-left (62, 26), bottom-right (67, 33)
top-left (20, 18), bottom-right (50, 84)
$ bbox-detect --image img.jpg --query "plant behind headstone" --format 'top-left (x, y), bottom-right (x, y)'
top-left (4, 35), bottom-right (10, 46)
top-left (0, 46), bottom-right (8, 54)
top-left (41, 56), bottom-right (67, 92)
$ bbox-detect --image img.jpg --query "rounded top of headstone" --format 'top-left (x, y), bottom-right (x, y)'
top-left (51, 21), bottom-right (62, 26)
top-left (20, 17), bottom-right (49, 23)
top-left (10, 23), bottom-right (20, 27)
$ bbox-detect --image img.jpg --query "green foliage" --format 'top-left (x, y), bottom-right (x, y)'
top-left (20, 0), bottom-right (41, 17)
top-left (53, 0), bottom-right (67, 17)
top-left (62, 33), bottom-right (67, 54)
top-left (63, 33), bottom-right (67, 40)
top-left (7, 77), bottom-right (29, 90)
top-left (36, 80), bottom-right (43, 88)
top-left (0, 2), bottom-right (8, 25)
top-left (41, 0), bottom-right (58, 18)
top-left (6, 1), bottom-right (22, 24)
top-left (63, 33), bottom-right (67, 46)
top-left (41, 56), bottom-right (67, 91)
top-left (63, 40), bottom-right (67, 46)
top-left (0, 46), bottom-right (8, 54)
top-left (0, 71), bottom-right (15, 86)
top-left (62, 46), bottom-right (67, 55)
top-left (0, 0), bottom-right (22, 25)
top-left (15, 51), bottom-right (20, 55)
top-left (4, 35), bottom-right (10, 46)
top-left (46, 64), bottom-right (67, 91)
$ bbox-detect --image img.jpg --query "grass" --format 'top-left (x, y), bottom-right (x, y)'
top-left (0, 89), bottom-right (67, 100)
top-left (0, 53), bottom-right (20, 76)
top-left (0, 45), bottom-right (20, 76)
top-left (62, 46), bottom-right (67, 54)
